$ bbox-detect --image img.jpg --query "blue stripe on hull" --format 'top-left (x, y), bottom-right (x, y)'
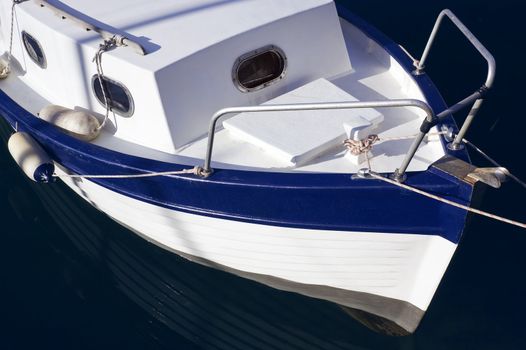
top-left (0, 9), bottom-right (473, 244)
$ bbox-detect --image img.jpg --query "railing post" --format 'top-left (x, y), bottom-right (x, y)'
top-left (449, 98), bottom-right (484, 150)
top-left (414, 10), bottom-right (448, 75)
top-left (412, 9), bottom-right (495, 151)
top-left (390, 132), bottom-right (426, 182)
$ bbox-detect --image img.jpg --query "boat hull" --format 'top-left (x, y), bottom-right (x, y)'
top-left (55, 165), bottom-right (457, 333)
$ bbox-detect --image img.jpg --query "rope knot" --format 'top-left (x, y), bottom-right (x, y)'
top-left (99, 36), bottom-right (117, 52)
top-left (343, 134), bottom-right (379, 155)
top-left (92, 36), bottom-right (117, 63)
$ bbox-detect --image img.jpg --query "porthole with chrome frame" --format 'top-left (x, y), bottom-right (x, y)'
top-left (22, 31), bottom-right (47, 69)
top-left (91, 75), bottom-right (135, 117)
top-left (232, 45), bottom-right (287, 93)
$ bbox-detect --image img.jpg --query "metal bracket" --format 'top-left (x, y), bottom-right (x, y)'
top-left (412, 63), bottom-right (425, 76)
top-left (389, 169), bottom-right (407, 183)
top-left (447, 142), bottom-right (465, 151)
top-left (351, 168), bottom-right (375, 180)
top-left (467, 167), bottom-right (509, 189)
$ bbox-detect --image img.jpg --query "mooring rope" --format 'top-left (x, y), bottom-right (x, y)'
top-left (0, 1), bottom-right (19, 79)
top-left (52, 166), bottom-right (205, 179)
top-left (369, 171), bottom-right (526, 229)
top-left (343, 131), bottom-right (447, 169)
top-left (51, 128), bottom-right (523, 229)
top-left (463, 138), bottom-right (526, 189)
top-left (344, 132), bottom-right (525, 229)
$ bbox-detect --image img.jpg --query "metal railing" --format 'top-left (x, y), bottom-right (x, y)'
top-left (414, 9), bottom-right (496, 150)
top-left (198, 9), bottom-right (495, 182)
top-left (200, 100), bottom-right (435, 180)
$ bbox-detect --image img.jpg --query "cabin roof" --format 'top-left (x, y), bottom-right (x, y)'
top-left (30, 0), bottom-right (334, 70)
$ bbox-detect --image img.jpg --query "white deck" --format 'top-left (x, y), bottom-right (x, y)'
top-left (223, 79), bottom-right (384, 167)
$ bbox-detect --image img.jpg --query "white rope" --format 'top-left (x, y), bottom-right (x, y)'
top-left (52, 126), bottom-right (522, 228)
top-left (0, 1), bottom-right (17, 78)
top-left (343, 131), bottom-right (526, 229)
top-left (343, 131), bottom-right (447, 170)
top-left (462, 138), bottom-right (526, 189)
top-left (398, 44), bottom-right (420, 68)
top-left (380, 131), bottom-right (447, 142)
top-left (53, 166), bottom-right (203, 179)
top-left (369, 172), bottom-right (526, 229)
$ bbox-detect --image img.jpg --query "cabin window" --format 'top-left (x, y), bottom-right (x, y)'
top-left (233, 45), bottom-right (286, 92)
top-left (92, 75), bottom-right (134, 117)
top-left (22, 31), bottom-right (46, 68)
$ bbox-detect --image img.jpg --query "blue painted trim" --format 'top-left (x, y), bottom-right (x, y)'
top-left (0, 8), bottom-right (475, 244)
top-left (33, 162), bottom-right (55, 183)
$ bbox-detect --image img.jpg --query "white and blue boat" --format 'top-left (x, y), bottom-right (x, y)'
top-left (0, 0), bottom-right (503, 335)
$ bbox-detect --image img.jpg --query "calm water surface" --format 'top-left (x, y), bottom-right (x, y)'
top-left (1, 1), bottom-right (525, 349)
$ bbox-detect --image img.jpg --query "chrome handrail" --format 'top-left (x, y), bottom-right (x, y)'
top-left (414, 9), bottom-right (496, 150)
top-left (201, 100), bottom-right (435, 180)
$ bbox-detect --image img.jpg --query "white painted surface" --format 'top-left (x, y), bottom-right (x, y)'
top-left (56, 166), bottom-right (457, 312)
top-left (0, 1), bottom-right (446, 174)
top-left (223, 79), bottom-right (382, 166)
top-left (154, 1), bottom-right (351, 148)
top-left (1, 0), bottom-right (351, 152)
top-left (7, 132), bottom-right (52, 181)
top-left (173, 19), bottom-right (446, 173)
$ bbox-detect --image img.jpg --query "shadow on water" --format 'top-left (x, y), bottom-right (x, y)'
top-left (1, 1), bottom-right (526, 349)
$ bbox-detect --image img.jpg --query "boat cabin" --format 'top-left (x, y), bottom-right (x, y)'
top-left (0, 0), bottom-right (444, 174)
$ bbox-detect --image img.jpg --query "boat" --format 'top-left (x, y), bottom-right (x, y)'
top-left (0, 0), bottom-right (508, 335)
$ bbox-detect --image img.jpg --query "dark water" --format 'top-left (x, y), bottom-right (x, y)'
top-left (1, 1), bottom-right (525, 349)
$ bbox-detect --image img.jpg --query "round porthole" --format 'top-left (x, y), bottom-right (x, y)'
top-left (22, 31), bottom-right (46, 69)
top-left (233, 45), bottom-right (287, 92)
top-left (92, 75), bottom-right (134, 117)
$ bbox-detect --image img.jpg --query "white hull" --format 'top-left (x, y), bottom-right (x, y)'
top-left (57, 166), bottom-right (457, 332)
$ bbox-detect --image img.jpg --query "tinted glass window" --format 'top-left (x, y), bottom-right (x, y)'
top-left (234, 47), bottom-right (286, 92)
top-left (22, 31), bottom-right (46, 68)
top-left (92, 76), bottom-right (134, 117)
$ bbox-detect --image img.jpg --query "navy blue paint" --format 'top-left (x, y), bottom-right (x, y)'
top-left (33, 162), bottom-right (55, 183)
top-left (336, 5), bottom-right (471, 163)
top-left (0, 9), bottom-right (475, 244)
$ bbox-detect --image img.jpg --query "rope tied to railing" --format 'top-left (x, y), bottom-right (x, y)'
top-left (343, 131), bottom-right (447, 156)
top-left (53, 166), bottom-right (206, 179)
top-left (343, 134), bottom-right (379, 156)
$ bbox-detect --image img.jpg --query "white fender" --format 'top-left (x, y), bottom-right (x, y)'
top-left (8, 132), bottom-right (54, 183)
top-left (39, 105), bottom-right (101, 141)
top-left (0, 57), bottom-right (9, 79)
